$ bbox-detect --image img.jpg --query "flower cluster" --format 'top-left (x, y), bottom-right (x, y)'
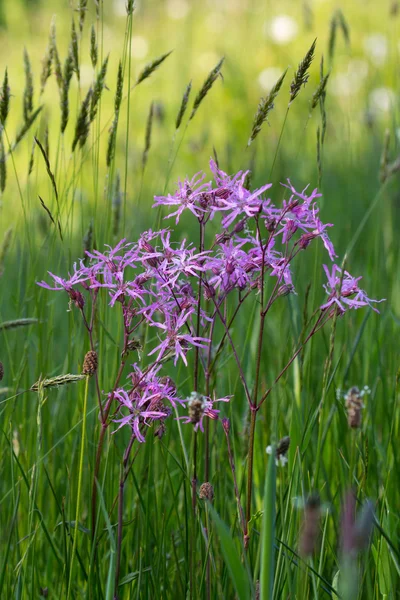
top-left (38, 161), bottom-right (383, 442)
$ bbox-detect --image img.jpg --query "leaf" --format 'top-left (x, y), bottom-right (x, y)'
top-left (260, 450), bottom-right (277, 600)
top-left (207, 504), bottom-right (250, 600)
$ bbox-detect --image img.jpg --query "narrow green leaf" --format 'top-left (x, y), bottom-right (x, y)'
top-left (260, 450), bottom-right (276, 600)
top-left (207, 504), bottom-right (250, 600)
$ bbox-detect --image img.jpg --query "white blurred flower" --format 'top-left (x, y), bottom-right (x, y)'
top-left (364, 34), bottom-right (388, 66)
top-left (206, 13), bottom-right (225, 33)
top-left (258, 67), bottom-right (283, 91)
top-left (131, 36), bottom-right (149, 60)
top-left (266, 443), bottom-right (289, 467)
top-left (369, 87), bottom-right (395, 114)
top-left (331, 61), bottom-right (369, 98)
top-left (196, 52), bottom-right (220, 73)
top-left (166, 0), bottom-right (190, 20)
top-left (264, 15), bottom-right (299, 45)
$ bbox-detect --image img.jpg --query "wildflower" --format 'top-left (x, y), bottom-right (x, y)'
top-left (153, 171), bottom-right (212, 223)
top-left (178, 391), bottom-right (231, 432)
top-left (113, 388), bottom-right (168, 443)
top-left (199, 482), bottom-right (214, 501)
top-left (321, 264), bottom-right (385, 314)
top-left (37, 265), bottom-right (87, 309)
top-left (148, 308), bottom-right (210, 366)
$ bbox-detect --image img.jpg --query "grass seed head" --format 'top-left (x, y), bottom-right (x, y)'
top-left (289, 38), bottom-right (316, 104)
top-left (199, 482), bottom-right (214, 501)
top-left (0, 361), bottom-right (4, 381)
top-left (82, 350), bottom-right (98, 376)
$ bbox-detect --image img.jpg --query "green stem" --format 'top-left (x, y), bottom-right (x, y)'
top-left (245, 406), bottom-right (257, 546)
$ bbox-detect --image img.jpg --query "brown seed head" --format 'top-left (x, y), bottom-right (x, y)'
top-left (188, 392), bottom-right (204, 425)
top-left (345, 386), bottom-right (363, 429)
top-left (299, 493), bottom-right (321, 557)
top-left (82, 350), bottom-right (98, 376)
top-left (277, 436), bottom-right (290, 458)
top-left (199, 482), bottom-right (214, 501)
top-left (0, 361), bottom-right (3, 381)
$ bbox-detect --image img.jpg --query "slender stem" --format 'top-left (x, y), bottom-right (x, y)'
top-left (223, 422), bottom-right (246, 539)
top-left (114, 434), bottom-right (135, 598)
top-left (245, 406), bottom-right (257, 547)
top-left (67, 375), bottom-right (89, 599)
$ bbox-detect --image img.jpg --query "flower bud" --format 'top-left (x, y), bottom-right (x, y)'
top-left (345, 387), bottom-right (363, 429)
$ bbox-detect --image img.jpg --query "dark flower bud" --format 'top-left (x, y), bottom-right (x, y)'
top-left (0, 361), bottom-right (3, 381)
top-left (204, 283), bottom-right (216, 300)
top-left (277, 284), bottom-right (295, 298)
top-left (299, 493), bottom-right (321, 557)
top-left (221, 417), bottom-right (230, 433)
top-left (199, 482), bottom-right (214, 501)
top-left (265, 217), bottom-right (277, 232)
top-left (214, 232), bottom-right (231, 245)
top-left (82, 350), bottom-right (98, 376)
top-left (233, 218), bottom-right (247, 233)
top-left (69, 288), bottom-right (85, 310)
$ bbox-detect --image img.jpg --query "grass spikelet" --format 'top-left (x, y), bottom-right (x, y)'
top-left (28, 137), bottom-right (35, 176)
top-left (83, 219), bottom-right (93, 261)
top-left (107, 62), bottom-right (123, 167)
top-left (135, 50), bottom-right (173, 87)
top-left (70, 18), bottom-right (80, 82)
top-left (0, 130), bottom-right (6, 193)
top-left (112, 171), bottom-right (122, 237)
top-left (0, 68), bottom-right (10, 126)
top-left (14, 106), bottom-right (43, 148)
top-left (35, 137), bottom-right (62, 239)
top-left (90, 25), bottom-right (98, 69)
top-left (328, 10), bottom-right (350, 63)
top-left (0, 318), bottom-right (38, 331)
top-left (142, 101), bottom-right (154, 170)
top-left (90, 55), bottom-right (109, 121)
top-left (175, 80), bottom-right (192, 130)
top-left (78, 0), bottom-right (88, 32)
top-left (40, 43), bottom-right (52, 96)
top-left (114, 60), bottom-right (123, 114)
top-left (30, 373), bottom-right (86, 392)
top-left (311, 72), bottom-right (330, 110)
top-left (61, 50), bottom-right (74, 133)
top-left (0, 227), bottom-right (12, 276)
top-left (72, 87), bottom-right (92, 151)
top-left (50, 18), bottom-right (63, 90)
top-left (247, 69), bottom-right (287, 146)
top-left (126, 0), bottom-right (135, 16)
top-left (38, 195), bottom-right (62, 239)
top-left (189, 57), bottom-right (224, 121)
top-left (23, 47), bottom-right (34, 122)
top-left (289, 38), bottom-right (316, 104)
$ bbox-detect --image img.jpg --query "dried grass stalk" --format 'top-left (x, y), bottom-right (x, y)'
top-left (289, 38), bottom-right (316, 104)
top-left (0, 318), bottom-right (38, 331)
top-left (0, 227), bottom-right (12, 276)
top-left (135, 50), bottom-right (173, 87)
top-left (72, 88), bottom-right (92, 151)
top-left (31, 373), bottom-right (86, 392)
top-left (142, 101), bottom-right (154, 170)
top-left (248, 69), bottom-right (287, 145)
top-left (0, 68), bottom-right (10, 125)
top-left (23, 47), bottom-right (34, 122)
top-left (190, 57), bottom-right (224, 121)
top-left (61, 50), bottom-right (74, 133)
top-left (90, 55), bottom-right (109, 121)
top-left (175, 80), bottom-right (192, 130)
top-left (90, 25), bottom-right (98, 69)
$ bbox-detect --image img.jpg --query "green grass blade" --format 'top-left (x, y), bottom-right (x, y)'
top-left (260, 451), bottom-right (277, 600)
top-left (208, 504), bottom-right (250, 600)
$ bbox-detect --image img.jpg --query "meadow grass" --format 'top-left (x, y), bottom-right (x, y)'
top-left (0, 1), bottom-right (399, 598)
